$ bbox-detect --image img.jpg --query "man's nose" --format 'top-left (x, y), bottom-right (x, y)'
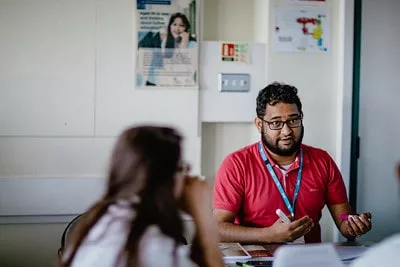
top-left (281, 122), bottom-right (293, 135)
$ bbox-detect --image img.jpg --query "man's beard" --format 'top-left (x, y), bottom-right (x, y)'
top-left (261, 125), bottom-right (304, 157)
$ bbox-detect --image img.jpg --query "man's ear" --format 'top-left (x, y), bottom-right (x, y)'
top-left (254, 117), bottom-right (263, 133)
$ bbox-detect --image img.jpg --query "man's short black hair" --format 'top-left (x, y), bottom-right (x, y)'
top-left (256, 82), bottom-right (303, 118)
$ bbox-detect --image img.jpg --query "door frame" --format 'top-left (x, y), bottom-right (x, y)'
top-left (349, 0), bottom-right (362, 212)
top-left (333, 0), bottom-right (360, 241)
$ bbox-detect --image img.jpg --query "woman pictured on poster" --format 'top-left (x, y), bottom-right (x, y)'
top-left (137, 12), bottom-right (197, 87)
top-left (162, 12), bottom-right (196, 50)
top-left (138, 13), bottom-right (196, 50)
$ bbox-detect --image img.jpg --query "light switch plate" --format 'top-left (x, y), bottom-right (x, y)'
top-left (218, 73), bottom-right (250, 92)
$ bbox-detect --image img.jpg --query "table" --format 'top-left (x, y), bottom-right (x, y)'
top-left (224, 241), bottom-right (372, 267)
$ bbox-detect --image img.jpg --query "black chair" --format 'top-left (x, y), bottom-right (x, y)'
top-left (58, 213), bottom-right (86, 256)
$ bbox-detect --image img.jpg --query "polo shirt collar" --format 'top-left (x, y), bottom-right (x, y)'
top-left (260, 142), bottom-right (309, 170)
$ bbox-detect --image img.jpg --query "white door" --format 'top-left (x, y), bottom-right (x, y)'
top-left (357, 0), bottom-right (400, 241)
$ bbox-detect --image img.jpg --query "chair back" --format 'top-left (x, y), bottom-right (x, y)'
top-left (58, 213), bottom-right (86, 255)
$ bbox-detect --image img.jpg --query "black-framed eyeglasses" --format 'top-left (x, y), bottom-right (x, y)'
top-left (259, 116), bottom-right (303, 130)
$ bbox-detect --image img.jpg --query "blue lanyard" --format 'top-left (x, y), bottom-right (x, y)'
top-left (258, 141), bottom-right (303, 217)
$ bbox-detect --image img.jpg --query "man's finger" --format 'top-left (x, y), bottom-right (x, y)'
top-left (359, 214), bottom-right (372, 225)
top-left (289, 216), bottom-right (312, 229)
top-left (357, 214), bottom-right (372, 233)
top-left (349, 216), bottom-right (368, 235)
top-left (292, 219), bottom-right (313, 234)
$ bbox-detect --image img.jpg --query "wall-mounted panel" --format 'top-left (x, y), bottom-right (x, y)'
top-left (199, 42), bottom-right (266, 122)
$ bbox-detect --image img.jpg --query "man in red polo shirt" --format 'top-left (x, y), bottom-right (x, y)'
top-left (213, 82), bottom-right (372, 243)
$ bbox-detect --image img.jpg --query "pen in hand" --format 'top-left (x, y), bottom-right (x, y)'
top-left (340, 214), bottom-right (352, 221)
top-left (276, 209), bottom-right (291, 224)
top-left (340, 213), bottom-right (371, 221)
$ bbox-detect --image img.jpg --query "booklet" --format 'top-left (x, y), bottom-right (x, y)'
top-left (219, 243), bottom-right (252, 260)
top-left (241, 245), bottom-right (274, 258)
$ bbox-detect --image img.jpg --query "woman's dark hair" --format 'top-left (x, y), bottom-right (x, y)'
top-left (59, 126), bottom-right (185, 267)
top-left (256, 82), bottom-right (303, 118)
top-left (165, 12), bottom-right (191, 49)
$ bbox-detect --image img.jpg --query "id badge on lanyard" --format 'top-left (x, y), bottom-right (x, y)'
top-left (258, 141), bottom-right (303, 217)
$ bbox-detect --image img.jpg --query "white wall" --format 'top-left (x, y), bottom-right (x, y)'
top-left (268, 0), bottom-right (339, 157)
top-left (202, 0), bottom-right (347, 178)
top-left (0, 1), bottom-right (200, 266)
top-left (0, 0), bottom-right (353, 266)
top-left (0, 0), bottom-right (201, 178)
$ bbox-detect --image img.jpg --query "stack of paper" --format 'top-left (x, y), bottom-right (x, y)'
top-left (219, 243), bottom-right (251, 263)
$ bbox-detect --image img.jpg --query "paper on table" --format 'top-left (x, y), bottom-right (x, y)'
top-left (273, 243), bottom-right (344, 267)
top-left (335, 245), bottom-right (369, 261)
top-left (219, 243), bottom-right (251, 260)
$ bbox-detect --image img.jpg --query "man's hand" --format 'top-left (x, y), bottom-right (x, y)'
top-left (268, 216), bottom-right (314, 243)
top-left (341, 213), bottom-right (372, 238)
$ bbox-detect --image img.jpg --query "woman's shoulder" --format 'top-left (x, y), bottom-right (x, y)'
top-left (72, 203), bottom-right (197, 267)
top-left (138, 226), bottom-right (197, 267)
top-left (70, 204), bottom-right (134, 267)
top-left (139, 226), bottom-right (185, 254)
top-left (86, 201), bottom-right (135, 241)
top-left (139, 225), bottom-right (174, 249)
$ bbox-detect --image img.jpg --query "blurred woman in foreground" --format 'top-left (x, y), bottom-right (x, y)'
top-left (58, 126), bottom-right (223, 267)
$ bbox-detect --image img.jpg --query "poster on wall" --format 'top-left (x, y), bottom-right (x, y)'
top-left (274, 6), bottom-right (330, 53)
top-left (220, 42), bottom-right (251, 64)
top-left (136, 0), bottom-right (199, 88)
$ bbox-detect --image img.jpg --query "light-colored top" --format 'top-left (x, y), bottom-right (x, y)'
top-left (350, 234), bottom-right (400, 267)
top-left (70, 202), bottom-right (197, 267)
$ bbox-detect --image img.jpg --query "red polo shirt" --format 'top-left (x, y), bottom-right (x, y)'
top-left (213, 142), bottom-right (348, 243)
